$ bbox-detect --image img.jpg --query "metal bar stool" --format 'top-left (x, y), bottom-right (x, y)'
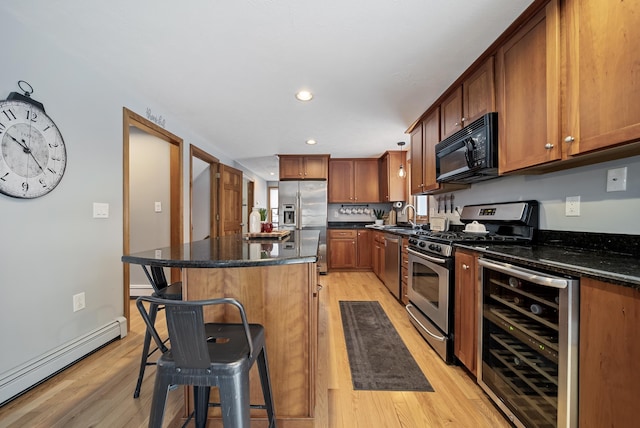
top-left (136, 295), bottom-right (277, 428)
top-left (133, 265), bottom-right (182, 398)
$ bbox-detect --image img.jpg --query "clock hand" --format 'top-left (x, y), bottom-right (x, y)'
top-left (6, 131), bottom-right (45, 173)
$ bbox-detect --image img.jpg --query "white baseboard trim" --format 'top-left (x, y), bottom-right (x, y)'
top-left (0, 316), bottom-right (127, 405)
top-left (130, 283), bottom-right (154, 297)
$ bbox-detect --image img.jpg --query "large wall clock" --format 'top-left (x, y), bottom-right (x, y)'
top-left (0, 81), bottom-right (66, 198)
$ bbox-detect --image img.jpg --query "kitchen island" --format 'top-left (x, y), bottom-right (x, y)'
top-left (122, 230), bottom-right (323, 428)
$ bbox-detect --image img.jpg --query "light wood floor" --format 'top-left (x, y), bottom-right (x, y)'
top-left (0, 272), bottom-right (510, 428)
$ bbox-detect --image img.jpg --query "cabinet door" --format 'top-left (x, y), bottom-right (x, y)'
top-left (279, 156), bottom-right (303, 179)
top-left (496, 0), bottom-right (560, 174)
top-left (579, 278), bottom-right (640, 427)
top-left (565, 0), bottom-right (640, 156)
top-left (410, 122), bottom-right (424, 194)
top-left (422, 108), bottom-right (442, 192)
top-left (463, 57), bottom-right (495, 124)
top-left (328, 160), bottom-right (354, 202)
top-left (353, 159), bottom-right (379, 202)
top-left (356, 229), bottom-right (372, 268)
top-left (454, 250), bottom-right (478, 375)
top-left (302, 155), bottom-right (328, 179)
top-left (440, 86), bottom-right (463, 140)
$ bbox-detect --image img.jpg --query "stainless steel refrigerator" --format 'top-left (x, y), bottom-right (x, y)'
top-left (278, 181), bottom-right (328, 273)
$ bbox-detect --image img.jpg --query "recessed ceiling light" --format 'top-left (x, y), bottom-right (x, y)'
top-left (270, 172), bottom-right (275, 176)
top-left (306, 139), bottom-right (317, 145)
top-left (295, 90), bottom-right (313, 101)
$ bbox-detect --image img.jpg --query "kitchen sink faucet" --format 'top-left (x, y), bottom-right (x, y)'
top-left (401, 204), bottom-right (416, 228)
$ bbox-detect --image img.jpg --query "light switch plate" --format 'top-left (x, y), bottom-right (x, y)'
top-left (154, 201), bottom-right (162, 212)
top-left (93, 202), bottom-right (109, 218)
top-left (606, 167), bottom-right (627, 192)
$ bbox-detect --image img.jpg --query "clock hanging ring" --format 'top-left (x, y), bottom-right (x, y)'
top-left (0, 80), bottom-right (67, 198)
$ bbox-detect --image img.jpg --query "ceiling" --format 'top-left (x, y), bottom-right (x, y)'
top-left (2, 0), bottom-right (533, 181)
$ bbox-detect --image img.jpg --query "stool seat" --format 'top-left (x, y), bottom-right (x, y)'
top-left (137, 296), bottom-right (277, 428)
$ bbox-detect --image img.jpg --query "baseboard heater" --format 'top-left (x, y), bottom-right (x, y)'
top-left (0, 316), bottom-right (127, 406)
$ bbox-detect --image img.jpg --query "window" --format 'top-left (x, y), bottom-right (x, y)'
top-left (268, 186), bottom-right (279, 226)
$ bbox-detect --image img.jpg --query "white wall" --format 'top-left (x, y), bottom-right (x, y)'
top-left (431, 155), bottom-right (640, 234)
top-left (0, 10), bottom-right (266, 396)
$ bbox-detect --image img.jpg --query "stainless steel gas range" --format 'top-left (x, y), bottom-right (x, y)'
top-left (405, 200), bottom-right (539, 364)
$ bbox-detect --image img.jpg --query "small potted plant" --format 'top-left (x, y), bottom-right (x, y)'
top-left (258, 208), bottom-right (272, 232)
top-left (373, 209), bottom-right (385, 226)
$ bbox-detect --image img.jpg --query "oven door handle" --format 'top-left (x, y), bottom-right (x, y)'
top-left (478, 258), bottom-right (570, 289)
top-left (406, 304), bottom-right (446, 342)
top-left (408, 248), bottom-right (447, 264)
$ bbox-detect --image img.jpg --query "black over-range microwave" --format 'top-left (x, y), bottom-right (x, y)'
top-left (435, 112), bottom-right (498, 184)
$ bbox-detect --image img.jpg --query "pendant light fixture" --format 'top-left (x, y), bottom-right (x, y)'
top-left (397, 141), bottom-right (407, 178)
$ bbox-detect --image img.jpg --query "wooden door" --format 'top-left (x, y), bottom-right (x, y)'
top-left (454, 250), bottom-right (478, 375)
top-left (463, 57), bottom-right (495, 124)
top-left (422, 108), bottom-right (441, 192)
top-left (496, 0), bottom-right (560, 173)
top-left (328, 159), bottom-right (354, 202)
top-left (409, 122), bottom-right (424, 194)
top-left (565, 0), bottom-right (640, 156)
top-left (190, 144), bottom-right (219, 241)
top-left (356, 229), bottom-right (372, 269)
top-left (219, 164), bottom-right (243, 235)
top-left (353, 159), bottom-right (379, 202)
top-left (440, 86), bottom-right (463, 139)
top-left (302, 155), bottom-right (329, 179)
top-left (579, 278), bottom-right (640, 427)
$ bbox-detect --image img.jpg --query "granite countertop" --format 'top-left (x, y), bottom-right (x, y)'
top-left (457, 243), bottom-right (640, 290)
top-left (122, 229), bottom-right (320, 268)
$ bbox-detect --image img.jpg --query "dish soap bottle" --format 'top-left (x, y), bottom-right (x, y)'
top-left (249, 207), bottom-right (261, 234)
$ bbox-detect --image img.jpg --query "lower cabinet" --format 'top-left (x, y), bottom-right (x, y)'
top-left (400, 238), bottom-right (409, 305)
top-left (328, 228), bottom-right (372, 271)
top-left (372, 231), bottom-right (385, 279)
top-left (454, 249), bottom-right (478, 375)
top-left (579, 277), bottom-right (640, 427)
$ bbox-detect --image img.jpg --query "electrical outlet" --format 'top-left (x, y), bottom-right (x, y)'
top-left (606, 167), bottom-right (627, 192)
top-left (565, 196), bottom-right (581, 216)
top-left (73, 292), bottom-right (86, 312)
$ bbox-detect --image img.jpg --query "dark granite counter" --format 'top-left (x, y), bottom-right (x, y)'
top-left (122, 229), bottom-right (320, 268)
top-left (457, 243), bottom-right (640, 290)
top-left (327, 221), bottom-right (373, 229)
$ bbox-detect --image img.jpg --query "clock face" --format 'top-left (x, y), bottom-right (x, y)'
top-left (0, 100), bottom-right (66, 198)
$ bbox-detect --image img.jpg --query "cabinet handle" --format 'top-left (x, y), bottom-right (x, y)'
top-left (454, 122), bottom-right (459, 127)
top-left (564, 136), bottom-right (575, 143)
top-left (544, 143), bottom-right (554, 149)
top-left (461, 117), bottom-right (466, 122)
top-left (462, 264), bottom-right (469, 270)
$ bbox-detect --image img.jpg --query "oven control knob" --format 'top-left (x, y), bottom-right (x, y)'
top-left (418, 241), bottom-right (426, 248)
top-left (428, 244), bottom-right (441, 252)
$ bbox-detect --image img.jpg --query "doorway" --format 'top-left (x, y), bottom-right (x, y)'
top-left (190, 145), bottom-right (219, 241)
top-left (122, 107), bottom-right (183, 325)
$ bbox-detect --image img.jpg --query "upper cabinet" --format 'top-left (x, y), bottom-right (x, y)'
top-left (278, 155), bottom-right (329, 180)
top-left (564, 0), bottom-right (640, 157)
top-left (379, 150), bottom-right (407, 202)
top-left (328, 158), bottom-right (379, 203)
top-left (441, 57), bottom-right (496, 140)
top-left (410, 108), bottom-right (468, 195)
top-left (496, 0), bottom-right (561, 174)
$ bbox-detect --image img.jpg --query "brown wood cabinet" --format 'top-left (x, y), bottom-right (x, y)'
top-left (410, 108), bottom-right (468, 195)
top-left (400, 237), bottom-right (409, 305)
top-left (278, 154), bottom-right (329, 180)
top-left (564, 0), bottom-right (640, 157)
top-left (372, 231), bottom-right (385, 279)
top-left (579, 278), bottom-right (640, 428)
top-left (441, 57), bottom-right (496, 140)
top-left (496, 0), bottom-right (561, 174)
top-left (454, 250), bottom-right (478, 375)
top-left (328, 159), bottom-right (379, 203)
top-left (378, 150), bottom-right (407, 202)
top-left (328, 228), bottom-right (373, 271)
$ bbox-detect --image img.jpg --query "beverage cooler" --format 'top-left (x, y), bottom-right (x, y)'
top-left (478, 258), bottom-right (579, 428)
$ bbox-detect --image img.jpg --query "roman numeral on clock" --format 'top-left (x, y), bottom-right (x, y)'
top-left (2, 109), bottom-right (16, 121)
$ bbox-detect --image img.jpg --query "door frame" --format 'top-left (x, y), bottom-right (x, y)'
top-left (189, 144), bottom-right (219, 242)
top-left (122, 107), bottom-right (183, 325)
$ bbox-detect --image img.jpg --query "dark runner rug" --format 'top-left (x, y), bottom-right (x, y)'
top-left (339, 300), bottom-right (434, 391)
